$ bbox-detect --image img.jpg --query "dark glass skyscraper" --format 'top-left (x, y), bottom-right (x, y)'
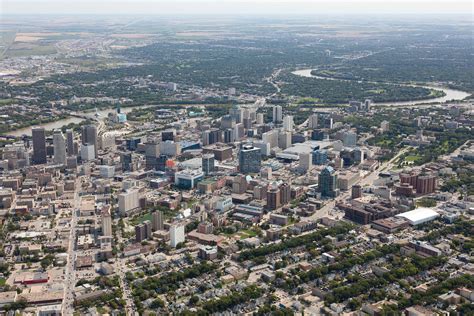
top-left (239, 144), bottom-right (261, 174)
top-left (202, 153), bottom-right (215, 175)
top-left (32, 127), bottom-right (47, 164)
top-left (319, 166), bottom-right (339, 198)
top-left (81, 124), bottom-right (98, 156)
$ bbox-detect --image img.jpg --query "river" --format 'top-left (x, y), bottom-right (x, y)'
top-left (6, 105), bottom-right (155, 137)
top-left (291, 69), bottom-right (471, 106)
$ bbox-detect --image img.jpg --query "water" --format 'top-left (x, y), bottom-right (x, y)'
top-left (291, 69), bottom-right (471, 106)
top-left (6, 104), bottom-right (155, 137)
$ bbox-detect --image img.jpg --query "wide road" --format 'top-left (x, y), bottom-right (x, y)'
top-left (62, 178), bottom-right (81, 315)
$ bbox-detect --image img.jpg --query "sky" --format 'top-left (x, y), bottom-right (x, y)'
top-left (2, 0), bottom-right (473, 15)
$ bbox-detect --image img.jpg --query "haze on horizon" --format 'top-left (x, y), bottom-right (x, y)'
top-left (2, 0), bottom-right (473, 16)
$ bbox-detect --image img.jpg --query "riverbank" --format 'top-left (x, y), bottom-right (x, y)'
top-left (291, 69), bottom-right (471, 106)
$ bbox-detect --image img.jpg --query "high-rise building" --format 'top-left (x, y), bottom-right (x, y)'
top-left (81, 125), bottom-right (98, 156)
top-left (278, 131), bottom-right (292, 149)
top-left (143, 220), bottom-right (152, 240)
top-left (239, 144), bottom-right (261, 174)
top-left (101, 208), bottom-right (113, 237)
top-left (32, 127), bottom-right (47, 165)
top-left (121, 152), bottom-right (133, 172)
top-left (156, 154), bottom-right (168, 171)
top-left (280, 183), bottom-right (291, 205)
top-left (152, 211), bottom-right (164, 231)
top-left (175, 169), bottom-right (204, 189)
top-left (262, 130), bottom-right (279, 148)
top-left (272, 105), bottom-right (282, 123)
top-left (266, 182), bottom-right (281, 210)
top-left (53, 130), bottom-right (66, 165)
top-left (283, 115), bottom-right (294, 132)
top-left (299, 153), bottom-right (312, 172)
top-left (135, 223), bottom-right (146, 242)
top-left (352, 184), bottom-right (362, 199)
top-left (313, 149), bottom-right (328, 165)
top-left (256, 113), bottom-right (264, 125)
top-left (170, 223), bottom-right (185, 248)
top-left (308, 114), bottom-right (318, 129)
top-left (80, 144), bottom-right (95, 161)
top-left (66, 129), bottom-right (75, 156)
top-left (221, 115), bottom-right (236, 129)
top-left (319, 166), bottom-right (339, 198)
top-left (343, 131), bottom-right (357, 147)
top-left (202, 153), bottom-right (215, 175)
top-left (118, 189), bottom-right (140, 215)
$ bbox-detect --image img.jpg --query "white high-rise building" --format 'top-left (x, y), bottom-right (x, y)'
top-left (118, 189), bottom-right (140, 215)
top-left (278, 131), bottom-right (292, 149)
top-left (53, 130), bottom-right (67, 165)
top-left (262, 130), bottom-right (279, 148)
top-left (308, 114), bottom-right (318, 129)
top-left (101, 208), bottom-right (113, 237)
top-left (299, 153), bottom-right (312, 172)
top-left (256, 113), bottom-right (264, 125)
top-left (80, 144), bottom-right (95, 161)
top-left (283, 115), bottom-right (294, 132)
top-left (272, 105), bottom-right (282, 123)
top-left (170, 223), bottom-right (185, 248)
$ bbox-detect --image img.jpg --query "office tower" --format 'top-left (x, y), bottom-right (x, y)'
top-left (352, 184), bottom-right (362, 199)
top-left (311, 129), bottom-right (327, 141)
top-left (272, 105), bottom-right (282, 123)
top-left (283, 115), bottom-right (294, 132)
top-left (299, 153), bottom-right (312, 172)
top-left (324, 117), bottom-right (334, 129)
top-left (160, 141), bottom-right (181, 156)
top-left (229, 105), bottom-right (242, 123)
top-left (161, 130), bottom-right (175, 141)
top-left (221, 115), bottom-right (236, 129)
top-left (143, 220), bottom-right (152, 240)
top-left (145, 141), bottom-right (160, 170)
top-left (256, 113), bottom-right (264, 125)
top-left (152, 211), bottom-right (164, 231)
top-left (32, 127), bottom-right (47, 164)
top-left (101, 209), bottom-right (112, 237)
top-left (202, 153), bottom-right (215, 175)
top-left (66, 129), bottom-right (75, 156)
top-left (52, 130), bottom-right (66, 165)
top-left (262, 130), bottom-right (279, 148)
top-left (280, 183), bottom-right (291, 205)
top-left (278, 131), bottom-right (292, 149)
top-left (80, 144), bottom-right (95, 161)
top-left (126, 137), bottom-right (141, 151)
top-left (308, 114), bottom-right (318, 128)
top-left (81, 125), bottom-right (98, 157)
top-left (313, 149), bottom-right (328, 165)
top-left (135, 224), bottom-right (146, 242)
top-left (121, 152), bottom-right (133, 171)
top-left (319, 166), bottom-right (339, 198)
top-left (156, 154), bottom-right (168, 171)
top-left (239, 144), bottom-right (261, 174)
top-left (234, 123), bottom-right (244, 140)
top-left (343, 131), bottom-right (357, 147)
top-left (354, 148), bottom-right (365, 164)
top-left (266, 182), bottom-right (281, 210)
top-left (223, 129), bottom-right (234, 143)
top-left (170, 223), bottom-right (185, 248)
